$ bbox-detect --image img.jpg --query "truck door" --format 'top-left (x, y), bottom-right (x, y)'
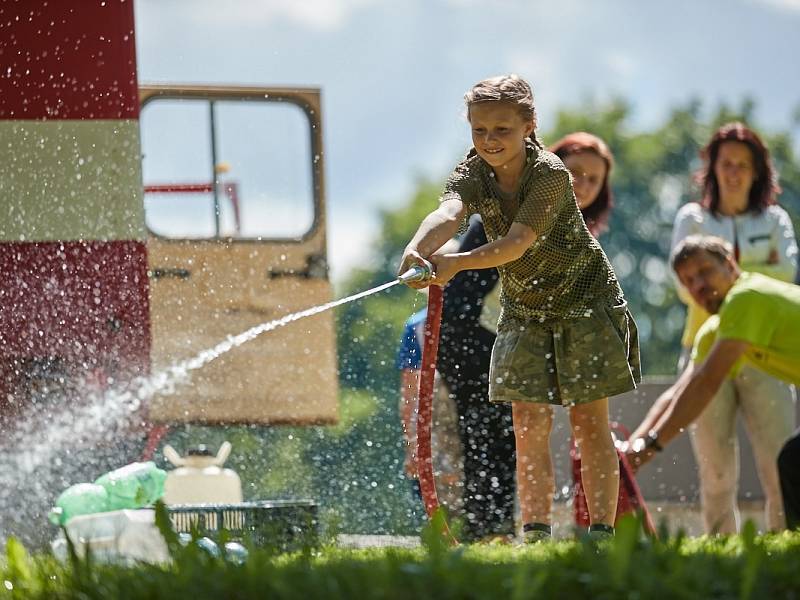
top-left (139, 86), bottom-right (337, 425)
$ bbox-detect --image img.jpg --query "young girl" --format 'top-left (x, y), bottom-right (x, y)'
top-left (399, 75), bottom-right (640, 541)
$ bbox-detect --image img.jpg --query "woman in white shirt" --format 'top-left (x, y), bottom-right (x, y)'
top-left (671, 122), bottom-right (798, 533)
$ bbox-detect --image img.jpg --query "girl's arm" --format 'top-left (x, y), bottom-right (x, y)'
top-left (398, 198), bottom-right (467, 287)
top-left (399, 368), bottom-right (420, 477)
top-left (430, 222), bottom-right (535, 285)
top-left (430, 165), bottom-right (570, 285)
top-left (407, 198), bottom-right (467, 257)
top-left (421, 164), bottom-right (572, 285)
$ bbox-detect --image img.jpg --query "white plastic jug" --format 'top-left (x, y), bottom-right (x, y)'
top-left (162, 441), bottom-right (243, 505)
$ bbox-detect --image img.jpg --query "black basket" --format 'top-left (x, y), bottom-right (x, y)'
top-left (167, 500), bottom-right (318, 550)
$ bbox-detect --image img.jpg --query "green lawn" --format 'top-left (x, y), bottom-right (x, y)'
top-left (3, 514), bottom-right (800, 599)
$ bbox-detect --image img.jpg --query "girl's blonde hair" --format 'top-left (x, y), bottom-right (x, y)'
top-left (464, 74), bottom-right (537, 129)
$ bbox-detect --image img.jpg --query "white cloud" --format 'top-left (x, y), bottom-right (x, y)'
top-left (751, 0), bottom-right (800, 12)
top-left (505, 51), bottom-right (564, 125)
top-left (603, 51), bottom-right (639, 81)
top-left (188, 0), bottom-right (380, 30)
top-left (327, 209), bottom-right (380, 282)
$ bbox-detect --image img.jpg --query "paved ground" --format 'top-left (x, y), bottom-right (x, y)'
top-left (335, 500), bottom-right (771, 547)
top-left (337, 534), bottom-right (420, 549)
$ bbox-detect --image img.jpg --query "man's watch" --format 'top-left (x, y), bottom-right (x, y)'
top-left (644, 430), bottom-right (663, 452)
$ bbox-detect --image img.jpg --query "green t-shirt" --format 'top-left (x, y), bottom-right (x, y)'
top-left (692, 271), bottom-right (800, 384)
top-left (440, 140), bottom-right (623, 327)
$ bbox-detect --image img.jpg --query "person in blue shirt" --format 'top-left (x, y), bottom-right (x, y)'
top-left (397, 308), bottom-right (428, 491)
top-left (397, 308), bottom-right (464, 513)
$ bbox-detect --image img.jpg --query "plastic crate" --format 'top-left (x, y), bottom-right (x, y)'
top-left (167, 500), bottom-right (318, 550)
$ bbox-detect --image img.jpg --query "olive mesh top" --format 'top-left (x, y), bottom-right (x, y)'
top-left (441, 140), bottom-right (623, 327)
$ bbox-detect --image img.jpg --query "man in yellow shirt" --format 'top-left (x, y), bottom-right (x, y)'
top-left (626, 235), bottom-right (800, 529)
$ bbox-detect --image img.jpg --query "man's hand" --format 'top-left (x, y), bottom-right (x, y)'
top-left (619, 438), bottom-right (658, 472)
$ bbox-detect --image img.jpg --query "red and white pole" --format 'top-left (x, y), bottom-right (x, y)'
top-left (0, 1), bottom-right (150, 410)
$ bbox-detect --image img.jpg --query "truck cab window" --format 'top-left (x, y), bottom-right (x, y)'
top-left (141, 98), bottom-right (314, 240)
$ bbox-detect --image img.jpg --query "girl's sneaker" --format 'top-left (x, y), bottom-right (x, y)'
top-left (588, 523), bottom-right (615, 540)
top-left (522, 522), bottom-right (552, 544)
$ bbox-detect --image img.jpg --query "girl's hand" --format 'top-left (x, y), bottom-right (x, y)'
top-left (430, 253), bottom-right (462, 286)
top-left (398, 248), bottom-right (431, 289)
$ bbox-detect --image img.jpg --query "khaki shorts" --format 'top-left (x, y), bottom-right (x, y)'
top-left (489, 300), bottom-right (641, 406)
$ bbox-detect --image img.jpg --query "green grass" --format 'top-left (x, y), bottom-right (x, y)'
top-left (3, 515), bottom-right (800, 599)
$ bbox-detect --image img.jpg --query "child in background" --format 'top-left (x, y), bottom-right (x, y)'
top-left (397, 307), bottom-right (464, 515)
top-left (399, 74), bottom-right (640, 541)
top-left (437, 217), bottom-right (516, 543)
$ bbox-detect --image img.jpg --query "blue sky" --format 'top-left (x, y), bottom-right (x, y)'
top-left (134, 0), bottom-right (800, 281)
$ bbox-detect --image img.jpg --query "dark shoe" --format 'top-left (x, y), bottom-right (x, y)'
top-left (588, 523), bottom-right (615, 541)
top-left (522, 522), bottom-right (552, 544)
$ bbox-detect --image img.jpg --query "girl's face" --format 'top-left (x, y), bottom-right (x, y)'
top-left (562, 151), bottom-right (607, 210)
top-left (713, 141), bottom-right (756, 207)
top-left (469, 102), bottom-right (534, 174)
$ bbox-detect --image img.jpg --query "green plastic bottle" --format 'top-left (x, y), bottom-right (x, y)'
top-left (94, 461), bottom-right (167, 510)
top-left (49, 483), bottom-right (109, 526)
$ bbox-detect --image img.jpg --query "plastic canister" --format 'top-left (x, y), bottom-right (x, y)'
top-left (162, 441), bottom-right (243, 504)
top-left (51, 509), bottom-right (170, 565)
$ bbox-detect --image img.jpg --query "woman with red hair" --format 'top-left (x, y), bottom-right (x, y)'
top-left (669, 122), bottom-right (798, 533)
top-left (549, 131), bottom-right (615, 237)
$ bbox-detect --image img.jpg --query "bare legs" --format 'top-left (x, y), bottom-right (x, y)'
top-left (569, 397), bottom-right (619, 526)
top-left (512, 402), bottom-right (554, 525)
top-left (513, 397), bottom-right (618, 527)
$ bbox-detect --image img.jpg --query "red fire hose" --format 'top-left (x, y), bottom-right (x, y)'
top-left (415, 284), bottom-right (457, 542)
top-left (571, 422), bottom-right (658, 537)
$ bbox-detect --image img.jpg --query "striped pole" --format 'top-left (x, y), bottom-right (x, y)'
top-left (0, 1), bottom-right (150, 409)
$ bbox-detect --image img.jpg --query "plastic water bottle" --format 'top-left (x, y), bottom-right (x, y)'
top-left (196, 536), bottom-right (221, 558)
top-left (224, 541), bottom-right (249, 565)
top-left (94, 461), bottom-right (167, 510)
top-left (49, 483), bottom-right (110, 526)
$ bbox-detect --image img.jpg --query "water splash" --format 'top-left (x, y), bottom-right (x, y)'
top-left (0, 279), bottom-right (400, 543)
top-left (16, 278), bottom-right (401, 472)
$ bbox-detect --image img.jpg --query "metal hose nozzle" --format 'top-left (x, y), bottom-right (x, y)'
top-left (398, 260), bottom-right (434, 285)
